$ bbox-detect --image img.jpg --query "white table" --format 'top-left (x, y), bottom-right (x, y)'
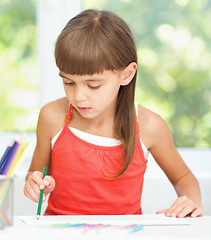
top-left (1, 215), bottom-right (211, 239)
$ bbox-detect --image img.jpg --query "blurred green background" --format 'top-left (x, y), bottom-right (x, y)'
top-left (0, 0), bottom-right (38, 132)
top-left (0, 0), bottom-right (211, 147)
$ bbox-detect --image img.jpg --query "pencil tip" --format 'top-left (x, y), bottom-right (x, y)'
top-left (36, 215), bottom-right (40, 220)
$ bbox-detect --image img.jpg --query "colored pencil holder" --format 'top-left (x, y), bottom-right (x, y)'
top-left (0, 175), bottom-right (14, 228)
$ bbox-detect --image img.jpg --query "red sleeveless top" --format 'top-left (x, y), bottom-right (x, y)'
top-left (45, 104), bottom-right (147, 215)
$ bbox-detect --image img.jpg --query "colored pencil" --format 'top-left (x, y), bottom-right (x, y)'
top-left (0, 141), bottom-right (14, 174)
top-left (36, 166), bottom-right (47, 220)
top-left (0, 141), bottom-right (20, 175)
top-left (0, 179), bottom-right (12, 206)
top-left (0, 145), bottom-right (11, 170)
top-left (7, 143), bottom-right (24, 176)
top-left (10, 140), bottom-right (33, 175)
top-left (1, 208), bottom-right (12, 226)
top-left (0, 135), bottom-right (32, 176)
top-left (0, 135), bottom-right (32, 228)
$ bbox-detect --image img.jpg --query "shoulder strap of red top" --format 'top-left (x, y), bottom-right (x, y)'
top-left (65, 104), bottom-right (139, 133)
top-left (65, 104), bottom-right (73, 124)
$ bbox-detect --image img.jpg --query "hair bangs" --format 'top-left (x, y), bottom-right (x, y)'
top-left (54, 28), bottom-right (121, 75)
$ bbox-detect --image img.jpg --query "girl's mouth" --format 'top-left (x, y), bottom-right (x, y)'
top-left (78, 106), bottom-right (92, 112)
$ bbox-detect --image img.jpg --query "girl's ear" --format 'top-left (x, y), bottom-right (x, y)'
top-left (120, 62), bottom-right (137, 86)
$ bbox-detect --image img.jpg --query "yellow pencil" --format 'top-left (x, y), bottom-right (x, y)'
top-left (7, 143), bottom-right (24, 176)
top-left (10, 140), bottom-right (33, 175)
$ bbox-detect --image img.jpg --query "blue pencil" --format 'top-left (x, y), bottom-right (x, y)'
top-left (0, 146), bottom-right (11, 171)
top-left (0, 141), bottom-right (20, 175)
top-left (130, 224), bottom-right (144, 233)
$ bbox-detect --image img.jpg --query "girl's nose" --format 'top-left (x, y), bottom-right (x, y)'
top-left (74, 86), bottom-right (87, 102)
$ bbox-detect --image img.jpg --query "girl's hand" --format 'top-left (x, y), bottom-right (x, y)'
top-left (24, 171), bottom-right (55, 203)
top-left (156, 196), bottom-right (203, 218)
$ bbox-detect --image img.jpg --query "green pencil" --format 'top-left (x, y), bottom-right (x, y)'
top-left (36, 166), bottom-right (47, 220)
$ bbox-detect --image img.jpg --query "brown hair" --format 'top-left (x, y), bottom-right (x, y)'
top-left (55, 9), bottom-right (137, 177)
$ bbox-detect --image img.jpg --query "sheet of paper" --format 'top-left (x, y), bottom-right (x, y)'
top-left (17, 214), bottom-right (191, 226)
top-left (0, 215), bottom-right (192, 240)
top-left (13, 215), bottom-right (146, 240)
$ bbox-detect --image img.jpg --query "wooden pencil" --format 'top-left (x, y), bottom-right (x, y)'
top-left (36, 166), bottom-right (47, 220)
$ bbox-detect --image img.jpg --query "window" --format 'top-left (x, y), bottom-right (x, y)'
top-left (1, 0), bottom-right (210, 147)
top-left (0, 0), bottom-right (37, 131)
top-left (83, 0), bottom-right (211, 148)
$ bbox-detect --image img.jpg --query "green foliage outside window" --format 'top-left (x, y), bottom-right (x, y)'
top-left (0, 0), bottom-right (210, 147)
top-left (0, 0), bottom-right (38, 132)
top-left (84, 0), bottom-right (211, 147)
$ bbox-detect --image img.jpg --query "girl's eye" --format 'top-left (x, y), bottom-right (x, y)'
top-left (88, 85), bottom-right (101, 89)
top-left (64, 82), bottom-right (74, 85)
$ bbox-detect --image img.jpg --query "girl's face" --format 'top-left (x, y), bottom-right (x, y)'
top-left (60, 70), bottom-right (124, 120)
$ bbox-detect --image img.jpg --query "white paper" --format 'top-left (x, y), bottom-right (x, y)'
top-left (17, 214), bottom-right (191, 226)
top-left (0, 215), bottom-right (193, 240)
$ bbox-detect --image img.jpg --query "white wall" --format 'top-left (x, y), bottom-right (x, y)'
top-left (142, 148), bottom-right (211, 215)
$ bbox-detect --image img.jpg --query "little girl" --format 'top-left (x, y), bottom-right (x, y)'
top-left (24, 9), bottom-right (203, 218)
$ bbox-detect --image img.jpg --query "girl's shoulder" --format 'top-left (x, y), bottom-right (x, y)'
top-left (137, 104), bottom-right (164, 127)
top-left (137, 104), bottom-right (171, 150)
top-left (40, 97), bottom-right (69, 114)
top-left (38, 97), bottom-right (69, 139)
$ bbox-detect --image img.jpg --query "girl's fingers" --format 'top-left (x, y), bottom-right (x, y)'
top-left (24, 181), bottom-right (47, 203)
top-left (160, 196), bottom-right (203, 218)
top-left (43, 175), bottom-right (53, 186)
top-left (177, 205), bottom-right (195, 218)
top-left (168, 196), bottom-right (187, 211)
top-left (32, 171), bottom-right (46, 190)
top-left (156, 209), bottom-right (168, 215)
top-left (30, 176), bottom-right (42, 196)
top-left (43, 176), bottom-right (56, 194)
top-left (24, 171), bottom-right (45, 202)
top-left (191, 206), bottom-right (203, 218)
top-left (23, 187), bottom-right (34, 202)
top-left (164, 196), bottom-right (189, 217)
top-left (24, 171), bottom-right (55, 203)
top-left (24, 182), bottom-right (40, 202)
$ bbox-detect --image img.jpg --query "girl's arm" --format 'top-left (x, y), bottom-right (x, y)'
top-left (139, 105), bottom-right (203, 218)
top-left (24, 104), bottom-right (56, 203)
